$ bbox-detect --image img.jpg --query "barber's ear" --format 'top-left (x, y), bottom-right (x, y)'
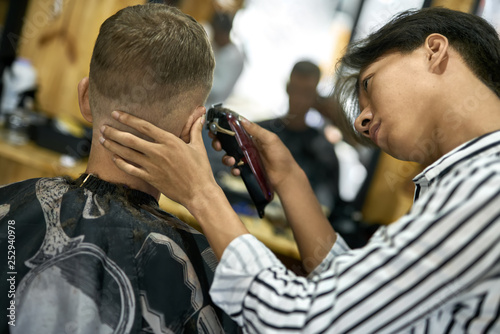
top-left (180, 105), bottom-right (206, 143)
top-left (78, 77), bottom-right (92, 123)
top-left (425, 33), bottom-right (449, 74)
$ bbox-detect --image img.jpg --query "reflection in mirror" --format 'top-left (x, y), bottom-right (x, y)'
top-left (477, 0), bottom-right (500, 35)
top-left (223, 0), bottom-right (361, 121)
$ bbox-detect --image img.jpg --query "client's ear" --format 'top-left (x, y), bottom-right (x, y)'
top-left (180, 105), bottom-right (206, 143)
top-left (78, 77), bottom-right (92, 123)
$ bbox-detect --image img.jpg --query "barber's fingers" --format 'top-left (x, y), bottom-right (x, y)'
top-left (111, 154), bottom-right (150, 181)
top-left (99, 126), bottom-right (149, 166)
top-left (222, 155), bottom-right (241, 176)
top-left (100, 129), bottom-right (156, 184)
top-left (222, 155), bottom-right (236, 166)
top-left (100, 123), bottom-right (158, 157)
top-left (208, 131), bottom-right (223, 152)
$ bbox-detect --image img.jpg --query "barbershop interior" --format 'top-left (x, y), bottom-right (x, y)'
top-left (0, 0), bottom-right (499, 272)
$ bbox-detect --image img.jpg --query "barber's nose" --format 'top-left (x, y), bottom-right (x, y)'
top-left (354, 109), bottom-right (373, 138)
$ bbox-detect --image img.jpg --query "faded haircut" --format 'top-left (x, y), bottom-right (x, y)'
top-left (334, 7), bottom-right (500, 143)
top-left (89, 4), bottom-right (215, 123)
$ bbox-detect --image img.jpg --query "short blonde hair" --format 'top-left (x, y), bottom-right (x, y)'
top-left (89, 4), bottom-right (215, 123)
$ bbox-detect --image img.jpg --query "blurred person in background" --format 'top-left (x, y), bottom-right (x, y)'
top-left (205, 11), bottom-right (244, 108)
top-left (258, 60), bottom-right (340, 217)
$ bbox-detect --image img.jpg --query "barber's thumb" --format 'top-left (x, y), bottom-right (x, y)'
top-left (241, 117), bottom-right (268, 142)
top-left (190, 114), bottom-right (205, 144)
top-left (240, 117), bottom-right (258, 135)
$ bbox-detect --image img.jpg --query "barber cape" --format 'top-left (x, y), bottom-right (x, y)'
top-left (0, 175), bottom-right (240, 334)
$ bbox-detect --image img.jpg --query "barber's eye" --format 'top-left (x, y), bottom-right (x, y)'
top-left (362, 77), bottom-right (370, 91)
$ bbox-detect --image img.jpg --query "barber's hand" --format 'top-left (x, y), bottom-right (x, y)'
top-left (212, 119), bottom-right (299, 192)
top-left (100, 111), bottom-right (218, 210)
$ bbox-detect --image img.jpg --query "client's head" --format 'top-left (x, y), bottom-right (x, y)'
top-left (79, 3), bottom-right (215, 137)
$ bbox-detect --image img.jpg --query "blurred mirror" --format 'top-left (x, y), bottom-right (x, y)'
top-left (222, 0), bottom-right (361, 121)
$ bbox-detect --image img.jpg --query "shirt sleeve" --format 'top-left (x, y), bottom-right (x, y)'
top-left (210, 234), bottom-right (283, 319)
top-left (307, 233), bottom-right (350, 278)
top-left (210, 170), bottom-right (500, 333)
top-left (210, 233), bottom-right (348, 331)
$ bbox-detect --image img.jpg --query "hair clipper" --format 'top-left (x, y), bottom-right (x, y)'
top-left (206, 104), bottom-right (274, 218)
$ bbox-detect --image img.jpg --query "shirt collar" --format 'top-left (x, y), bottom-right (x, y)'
top-left (414, 130), bottom-right (500, 186)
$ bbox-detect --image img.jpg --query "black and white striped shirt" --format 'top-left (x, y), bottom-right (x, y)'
top-left (211, 130), bottom-right (500, 333)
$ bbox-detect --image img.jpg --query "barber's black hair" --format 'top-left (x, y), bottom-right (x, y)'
top-left (334, 7), bottom-right (500, 140)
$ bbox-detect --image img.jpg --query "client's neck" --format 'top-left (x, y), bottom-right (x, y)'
top-left (85, 140), bottom-right (161, 201)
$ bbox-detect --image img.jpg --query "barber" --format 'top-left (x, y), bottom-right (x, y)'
top-left (100, 7), bottom-right (500, 333)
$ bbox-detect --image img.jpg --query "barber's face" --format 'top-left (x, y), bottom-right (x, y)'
top-left (354, 50), bottom-right (439, 164)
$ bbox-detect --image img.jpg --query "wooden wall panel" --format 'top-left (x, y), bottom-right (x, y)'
top-left (181, 0), bottom-right (214, 23)
top-left (15, 0), bottom-right (217, 124)
top-left (362, 152), bottom-right (423, 225)
top-left (431, 0), bottom-right (477, 13)
top-left (17, 0), bottom-right (146, 123)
